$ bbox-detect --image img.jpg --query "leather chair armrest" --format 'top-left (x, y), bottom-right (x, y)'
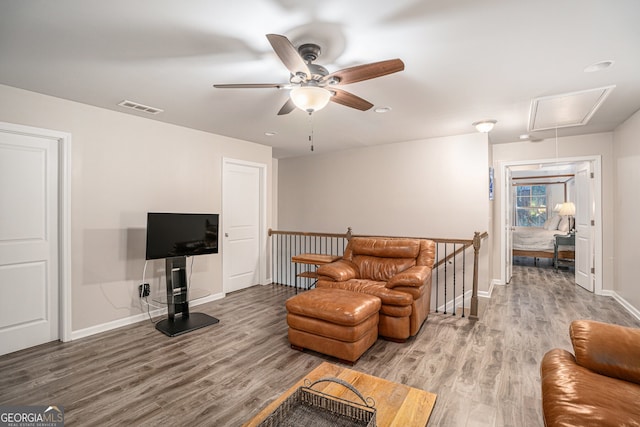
top-left (570, 320), bottom-right (640, 384)
top-left (386, 266), bottom-right (431, 288)
top-left (316, 259), bottom-right (358, 282)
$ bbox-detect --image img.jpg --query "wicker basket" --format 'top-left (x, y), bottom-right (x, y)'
top-left (257, 377), bottom-right (377, 427)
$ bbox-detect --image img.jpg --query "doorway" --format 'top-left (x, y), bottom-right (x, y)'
top-left (0, 122), bottom-right (71, 356)
top-left (500, 156), bottom-right (602, 294)
top-left (222, 158), bottom-right (267, 293)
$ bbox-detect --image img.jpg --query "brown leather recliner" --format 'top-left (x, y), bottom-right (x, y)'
top-left (541, 320), bottom-right (640, 427)
top-left (316, 237), bottom-right (435, 342)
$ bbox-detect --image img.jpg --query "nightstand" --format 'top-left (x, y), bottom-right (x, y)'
top-left (554, 233), bottom-right (575, 270)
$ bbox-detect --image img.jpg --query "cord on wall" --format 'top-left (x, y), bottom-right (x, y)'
top-left (139, 260), bottom-right (161, 324)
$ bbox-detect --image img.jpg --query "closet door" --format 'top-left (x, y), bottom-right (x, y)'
top-left (0, 131), bottom-right (59, 355)
top-left (222, 158), bottom-right (265, 293)
top-left (505, 166), bottom-right (513, 283)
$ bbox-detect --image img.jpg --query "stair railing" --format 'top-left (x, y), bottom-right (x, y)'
top-left (268, 228), bottom-right (488, 320)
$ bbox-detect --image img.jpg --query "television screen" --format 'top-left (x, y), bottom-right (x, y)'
top-left (145, 213), bottom-right (219, 260)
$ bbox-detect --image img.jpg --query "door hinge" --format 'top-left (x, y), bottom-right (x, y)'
top-left (591, 267), bottom-right (595, 274)
top-left (590, 172), bottom-right (594, 178)
top-left (591, 220), bottom-right (595, 226)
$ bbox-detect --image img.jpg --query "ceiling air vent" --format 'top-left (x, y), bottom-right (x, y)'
top-left (528, 85), bottom-right (615, 132)
top-left (117, 100), bottom-right (164, 115)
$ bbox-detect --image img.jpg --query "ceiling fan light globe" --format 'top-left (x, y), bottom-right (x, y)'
top-left (290, 86), bottom-right (331, 113)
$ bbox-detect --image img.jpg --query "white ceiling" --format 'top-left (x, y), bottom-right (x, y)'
top-left (1, 0), bottom-right (639, 158)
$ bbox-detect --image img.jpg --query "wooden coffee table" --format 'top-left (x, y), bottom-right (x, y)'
top-left (243, 362), bottom-right (437, 427)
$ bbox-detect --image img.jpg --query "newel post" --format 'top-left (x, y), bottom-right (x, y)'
top-left (469, 231), bottom-right (481, 320)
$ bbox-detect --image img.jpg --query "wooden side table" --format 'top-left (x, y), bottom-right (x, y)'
top-left (554, 233), bottom-right (575, 270)
top-left (291, 253), bottom-right (341, 291)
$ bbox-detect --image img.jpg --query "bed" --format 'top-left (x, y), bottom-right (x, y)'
top-left (512, 215), bottom-right (575, 263)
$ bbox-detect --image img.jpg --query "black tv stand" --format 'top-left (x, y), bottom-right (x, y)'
top-left (155, 256), bottom-right (219, 337)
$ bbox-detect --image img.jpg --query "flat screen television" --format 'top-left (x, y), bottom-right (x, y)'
top-left (145, 212), bottom-right (219, 260)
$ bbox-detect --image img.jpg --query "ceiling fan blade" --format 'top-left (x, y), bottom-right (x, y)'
top-left (213, 83), bottom-right (286, 89)
top-left (330, 88), bottom-right (374, 111)
top-left (277, 98), bottom-right (296, 115)
top-left (323, 59), bottom-right (405, 85)
top-left (266, 34), bottom-right (311, 79)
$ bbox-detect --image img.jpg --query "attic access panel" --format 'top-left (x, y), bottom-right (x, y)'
top-left (528, 85), bottom-right (615, 132)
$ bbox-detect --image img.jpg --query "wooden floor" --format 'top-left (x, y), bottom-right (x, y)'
top-left (2, 261), bottom-right (639, 426)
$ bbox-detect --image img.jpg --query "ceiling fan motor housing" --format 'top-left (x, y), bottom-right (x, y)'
top-left (295, 43), bottom-right (329, 81)
top-left (298, 43), bottom-right (321, 62)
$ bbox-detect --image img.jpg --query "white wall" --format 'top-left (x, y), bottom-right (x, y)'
top-left (278, 132), bottom-right (491, 293)
top-left (613, 109), bottom-right (640, 312)
top-left (0, 84), bottom-right (273, 333)
top-left (279, 133), bottom-right (489, 237)
top-left (492, 133), bottom-right (614, 290)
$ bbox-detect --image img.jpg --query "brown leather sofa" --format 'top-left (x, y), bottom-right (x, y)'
top-left (316, 237), bottom-right (435, 341)
top-left (541, 320), bottom-right (640, 427)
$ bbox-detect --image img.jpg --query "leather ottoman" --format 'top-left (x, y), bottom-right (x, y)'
top-left (285, 288), bottom-right (381, 364)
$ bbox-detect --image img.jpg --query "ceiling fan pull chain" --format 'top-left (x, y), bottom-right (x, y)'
top-left (309, 112), bottom-right (314, 152)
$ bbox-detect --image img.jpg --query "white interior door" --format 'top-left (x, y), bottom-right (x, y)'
top-left (222, 159), bottom-right (264, 293)
top-left (505, 167), bottom-right (513, 283)
top-left (0, 131), bottom-right (59, 356)
top-left (574, 162), bottom-right (593, 292)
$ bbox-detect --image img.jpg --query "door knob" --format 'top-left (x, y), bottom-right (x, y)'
top-left (225, 233), bottom-right (229, 237)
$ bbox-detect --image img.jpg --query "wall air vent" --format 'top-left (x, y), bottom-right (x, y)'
top-left (117, 100), bottom-right (164, 115)
top-left (528, 85), bottom-right (615, 132)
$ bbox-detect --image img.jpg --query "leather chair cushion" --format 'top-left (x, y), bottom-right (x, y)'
top-left (288, 327), bottom-right (378, 363)
top-left (541, 348), bottom-right (640, 427)
top-left (316, 280), bottom-right (413, 307)
top-left (285, 288), bottom-right (381, 326)
top-left (570, 320), bottom-right (640, 384)
top-left (353, 255), bottom-right (416, 281)
top-left (379, 304), bottom-right (412, 317)
top-left (316, 260), bottom-right (358, 282)
top-left (416, 239), bottom-right (436, 268)
top-left (287, 312), bottom-right (379, 342)
top-left (387, 266), bottom-right (432, 288)
top-left (347, 238), bottom-right (421, 259)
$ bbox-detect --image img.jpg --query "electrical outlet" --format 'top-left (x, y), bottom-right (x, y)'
top-left (138, 283), bottom-right (150, 298)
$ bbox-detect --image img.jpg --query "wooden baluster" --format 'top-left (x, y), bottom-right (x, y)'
top-left (469, 231), bottom-right (481, 320)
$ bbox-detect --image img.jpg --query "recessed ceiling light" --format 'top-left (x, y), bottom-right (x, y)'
top-left (374, 106), bottom-right (392, 113)
top-left (584, 60), bottom-right (614, 73)
top-left (520, 134), bottom-right (530, 140)
top-left (265, 131), bottom-right (277, 136)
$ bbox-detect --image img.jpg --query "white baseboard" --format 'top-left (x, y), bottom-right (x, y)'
top-left (610, 291), bottom-right (640, 322)
top-left (436, 290), bottom-right (473, 313)
top-left (493, 278), bottom-right (506, 286)
top-left (435, 282), bottom-right (499, 311)
top-left (190, 292), bottom-right (225, 307)
top-left (71, 291), bottom-right (225, 341)
top-left (478, 280), bottom-right (500, 299)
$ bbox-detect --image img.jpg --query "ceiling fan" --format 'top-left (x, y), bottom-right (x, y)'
top-left (213, 34), bottom-right (405, 115)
